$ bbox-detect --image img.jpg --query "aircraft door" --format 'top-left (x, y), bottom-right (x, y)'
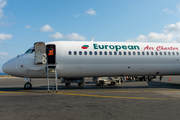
top-left (34, 42), bottom-right (47, 64)
top-left (46, 44), bottom-right (56, 64)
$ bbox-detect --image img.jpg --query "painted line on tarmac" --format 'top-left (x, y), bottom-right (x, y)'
top-left (1, 90), bottom-right (180, 94)
top-left (57, 92), bottom-right (177, 100)
top-left (57, 91), bottom-right (97, 93)
top-left (144, 91), bottom-right (180, 92)
top-left (0, 91), bottom-right (59, 94)
top-left (105, 91), bottom-right (180, 93)
top-left (105, 91), bottom-right (141, 92)
top-left (0, 91), bottom-right (179, 100)
top-left (0, 91), bottom-right (32, 94)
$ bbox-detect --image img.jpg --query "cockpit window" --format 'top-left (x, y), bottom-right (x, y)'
top-left (25, 49), bottom-right (32, 53)
top-left (31, 49), bottom-right (35, 53)
top-left (25, 47), bottom-right (34, 54)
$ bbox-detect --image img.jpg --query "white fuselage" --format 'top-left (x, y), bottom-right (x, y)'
top-left (2, 41), bottom-right (180, 78)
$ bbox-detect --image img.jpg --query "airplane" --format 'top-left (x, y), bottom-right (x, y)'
top-left (2, 40), bottom-right (180, 91)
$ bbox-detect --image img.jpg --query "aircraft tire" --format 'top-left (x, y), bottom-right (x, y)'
top-left (121, 79), bottom-right (125, 83)
top-left (148, 76), bottom-right (152, 81)
top-left (145, 76), bottom-right (148, 81)
top-left (24, 82), bottom-right (32, 90)
top-left (111, 82), bottom-right (116, 86)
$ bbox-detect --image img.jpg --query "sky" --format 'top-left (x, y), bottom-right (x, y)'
top-left (1, 0), bottom-right (180, 72)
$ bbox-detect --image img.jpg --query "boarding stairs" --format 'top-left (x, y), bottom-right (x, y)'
top-left (46, 64), bottom-right (58, 92)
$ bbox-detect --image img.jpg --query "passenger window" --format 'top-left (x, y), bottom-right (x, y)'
top-left (160, 52), bottom-right (162, 55)
top-left (177, 52), bottom-right (179, 55)
top-left (119, 51), bottom-right (122, 55)
top-left (89, 51), bottom-right (92, 55)
top-left (104, 51), bottom-right (107, 55)
top-left (138, 52), bottom-right (140, 55)
top-left (109, 51), bottom-right (112, 55)
top-left (99, 51), bottom-right (102, 55)
top-left (128, 51), bottom-right (131, 55)
top-left (74, 51), bottom-right (77, 55)
top-left (172, 52), bottom-right (175, 55)
top-left (68, 51), bottom-right (71, 55)
top-left (94, 51), bottom-right (97, 55)
top-left (164, 52), bottom-right (166, 55)
top-left (146, 52), bottom-right (149, 55)
top-left (114, 52), bottom-right (117, 55)
top-left (155, 52), bottom-right (158, 55)
top-left (124, 51), bottom-right (126, 55)
top-left (79, 51), bottom-right (82, 55)
top-left (168, 52), bottom-right (171, 55)
top-left (133, 52), bottom-right (136, 55)
top-left (84, 51), bottom-right (87, 55)
top-left (151, 52), bottom-right (153, 55)
top-left (142, 52), bottom-right (145, 55)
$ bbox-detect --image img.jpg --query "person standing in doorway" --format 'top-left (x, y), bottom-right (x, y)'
top-left (47, 45), bottom-right (55, 64)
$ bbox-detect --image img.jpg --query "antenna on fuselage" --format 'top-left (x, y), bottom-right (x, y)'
top-left (91, 37), bottom-right (94, 41)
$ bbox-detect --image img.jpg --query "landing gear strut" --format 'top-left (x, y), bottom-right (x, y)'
top-left (24, 82), bottom-right (32, 89)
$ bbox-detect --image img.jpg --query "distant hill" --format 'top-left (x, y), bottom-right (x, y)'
top-left (0, 69), bottom-right (9, 75)
top-left (0, 72), bottom-right (8, 75)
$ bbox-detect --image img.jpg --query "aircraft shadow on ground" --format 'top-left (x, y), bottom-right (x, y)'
top-left (1, 80), bottom-right (180, 91)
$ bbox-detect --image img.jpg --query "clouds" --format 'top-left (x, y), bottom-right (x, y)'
top-left (0, 52), bottom-right (12, 59)
top-left (27, 24), bottom-right (86, 40)
top-left (163, 2), bottom-right (180, 14)
top-left (49, 32), bottom-right (86, 40)
top-left (128, 3), bottom-right (180, 43)
top-left (25, 25), bottom-right (31, 29)
top-left (176, 2), bottom-right (180, 12)
top-left (0, 33), bottom-right (12, 40)
top-left (66, 33), bottom-right (86, 40)
top-left (126, 22), bottom-right (180, 42)
top-left (49, 32), bottom-right (64, 39)
top-left (0, 22), bottom-right (15, 26)
top-left (74, 8), bottom-right (96, 17)
top-left (0, 0), bottom-right (6, 19)
top-left (163, 8), bottom-right (173, 14)
top-left (86, 8), bottom-right (96, 15)
top-left (126, 33), bottom-right (173, 42)
top-left (41, 24), bottom-right (54, 32)
top-left (0, 33), bottom-right (12, 45)
top-left (74, 14), bottom-right (79, 17)
top-left (164, 22), bottom-right (180, 33)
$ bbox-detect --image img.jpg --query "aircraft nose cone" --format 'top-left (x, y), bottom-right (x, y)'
top-left (2, 62), bottom-right (9, 74)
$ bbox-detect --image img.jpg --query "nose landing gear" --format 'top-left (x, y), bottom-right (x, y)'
top-left (24, 82), bottom-right (32, 89)
top-left (23, 78), bottom-right (32, 90)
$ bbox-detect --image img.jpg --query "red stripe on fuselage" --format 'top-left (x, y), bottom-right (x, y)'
top-left (82, 47), bottom-right (88, 49)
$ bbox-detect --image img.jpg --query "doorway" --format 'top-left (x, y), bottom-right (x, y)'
top-left (46, 44), bottom-right (56, 64)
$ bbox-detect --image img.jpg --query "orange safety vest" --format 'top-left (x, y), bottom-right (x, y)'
top-left (48, 49), bottom-right (54, 56)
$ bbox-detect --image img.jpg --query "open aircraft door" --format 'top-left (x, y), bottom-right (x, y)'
top-left (34, 42), bottom-right (47, 64)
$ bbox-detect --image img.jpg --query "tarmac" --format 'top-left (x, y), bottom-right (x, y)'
top-left (0, 76), bottom-right (180, 120)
